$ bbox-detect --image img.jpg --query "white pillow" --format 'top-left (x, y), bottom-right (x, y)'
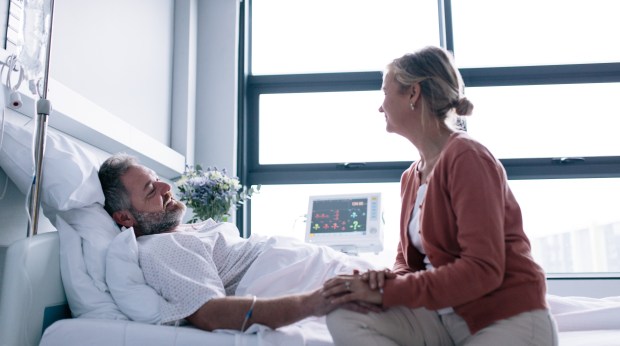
top-left (54, 214), bottom-right (127, 320)
top-left (106, 227), bottom-right (163, 324)
top-left (56, 204), bottom-right (121, 292)
top-left (0, 119), bottom-right (103, 210)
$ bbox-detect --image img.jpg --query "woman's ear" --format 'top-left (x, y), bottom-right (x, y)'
top-left (112, 210), bottom-right (135, 228)
top-left (409, 83), bottom-right (421, 106)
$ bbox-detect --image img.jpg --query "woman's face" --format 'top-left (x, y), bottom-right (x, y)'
top-left (379, 71), bottom-right (412, 136)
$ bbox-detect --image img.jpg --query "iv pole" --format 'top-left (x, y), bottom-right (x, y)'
top-left (27, 0), bottom-right (55, 238)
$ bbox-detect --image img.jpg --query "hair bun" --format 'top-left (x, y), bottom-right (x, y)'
top-left (455, 97), bottom-right (474, 116)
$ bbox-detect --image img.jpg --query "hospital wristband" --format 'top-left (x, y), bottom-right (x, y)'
top-left (241, 295), bottom-right (257, 332)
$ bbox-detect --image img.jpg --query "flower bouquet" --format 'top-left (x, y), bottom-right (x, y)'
top-left (175, 164), bottom-right (260, 223)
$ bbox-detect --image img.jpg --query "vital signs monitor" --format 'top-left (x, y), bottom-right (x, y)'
top-left (305, 193), bottom-right (383, 255)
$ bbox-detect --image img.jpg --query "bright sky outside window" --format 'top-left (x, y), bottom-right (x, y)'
top-left (251, 0), bottom-right (439, 75)
top-left (259, 91), bottom-right (416, 164)
top-left (465, 83), bottom-right (620, 159)
top-left (452, 0), bottom-right (620, 67)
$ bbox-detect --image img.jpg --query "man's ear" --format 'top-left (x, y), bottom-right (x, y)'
top-left (112, 210), bottom-right (135, 228)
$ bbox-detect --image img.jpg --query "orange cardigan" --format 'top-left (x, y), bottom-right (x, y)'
top-left (382, 132), bottom-right (548, 334)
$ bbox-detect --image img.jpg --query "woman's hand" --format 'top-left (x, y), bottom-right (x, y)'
top-left (361, 268), bottom-right (396, 291)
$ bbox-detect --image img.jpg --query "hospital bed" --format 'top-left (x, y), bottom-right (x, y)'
top-left (1, 108), bottom-right (620, 346)
top-left (0, 232), bottom-right (330, 346)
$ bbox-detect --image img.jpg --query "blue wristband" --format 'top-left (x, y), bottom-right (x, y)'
top-left (241, 295), bottom-right (257, 331)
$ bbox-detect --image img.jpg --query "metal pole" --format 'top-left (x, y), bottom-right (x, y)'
top-left (27, 0), bottom-right (55, 238)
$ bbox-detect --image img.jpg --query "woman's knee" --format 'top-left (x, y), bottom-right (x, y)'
top-left (326, 308), bottom-right (354, 330)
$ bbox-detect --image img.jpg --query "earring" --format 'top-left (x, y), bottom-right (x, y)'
top-left (410, 102), bottom-right (415, 111)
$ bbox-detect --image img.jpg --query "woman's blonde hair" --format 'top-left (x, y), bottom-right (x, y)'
top-left (387, 46), bottom-right (473, 129)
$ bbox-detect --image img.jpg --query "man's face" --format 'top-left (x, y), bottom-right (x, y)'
top-left (120, 165), bottom-right (186, 235)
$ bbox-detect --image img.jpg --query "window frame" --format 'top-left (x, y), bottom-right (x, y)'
top-left (237, 0), bottom-right (620, 276)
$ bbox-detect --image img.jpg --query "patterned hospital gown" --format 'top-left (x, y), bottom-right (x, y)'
top-left (137, 220), bottom-right (268, 323)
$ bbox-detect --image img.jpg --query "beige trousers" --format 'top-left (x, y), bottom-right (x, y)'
top-left (326, 307), bottom-right (558, 346)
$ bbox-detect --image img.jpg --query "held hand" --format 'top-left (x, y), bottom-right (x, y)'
top-left (307, 287), bottom-right (382, 316)
top-left (306, 287), bottom-right (343, 317)
top-left (322, 274), bottom-right (383, 306)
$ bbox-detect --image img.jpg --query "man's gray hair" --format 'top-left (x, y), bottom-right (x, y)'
top-left (98, 153), bottom-right (138, 216)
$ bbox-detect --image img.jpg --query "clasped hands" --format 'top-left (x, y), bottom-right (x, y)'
top-left (321, 268), bottom-right (396, 313)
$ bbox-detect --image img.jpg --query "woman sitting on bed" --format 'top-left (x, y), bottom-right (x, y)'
top-left (321, 46), bottom-right (559, 346)
top-left (98, 153), bottom-right (377, 332)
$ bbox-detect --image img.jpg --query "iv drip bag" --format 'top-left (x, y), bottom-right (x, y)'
top-left (16, 0), bottom-right (52, 81)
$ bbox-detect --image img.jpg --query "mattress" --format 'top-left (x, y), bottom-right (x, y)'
top-left (40, 317), bottom-right (334, 346)
top-left (41, 318), bottom-right (620, 346)
top-left (40, 319), bottom-right (254, 346)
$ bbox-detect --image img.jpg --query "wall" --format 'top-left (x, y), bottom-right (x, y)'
top-left (50, 0), bottom-right (175, 145)
top-left (194, 0), bottom-right (238, 173)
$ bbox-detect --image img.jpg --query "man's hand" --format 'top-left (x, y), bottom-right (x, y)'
top-left (187, 290), bottom-right (346, 332)
top-left (303, 287), bottom-right (342, 317)
top-left (306, 286), bottom-right (383, 315)
top-left (322, 270), bottom-right (392, 306)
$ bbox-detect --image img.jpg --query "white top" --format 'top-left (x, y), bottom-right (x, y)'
top-left (408, 184), bottom-right (432, 269)
top-left (137, 220), bottom-right (268, 323)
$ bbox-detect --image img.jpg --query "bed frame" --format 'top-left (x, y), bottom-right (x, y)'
top-left (0, 232), bottom-right (70, 346)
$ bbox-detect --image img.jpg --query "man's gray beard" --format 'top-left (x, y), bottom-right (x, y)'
top-left (130, 203), bottom-right (187, 235)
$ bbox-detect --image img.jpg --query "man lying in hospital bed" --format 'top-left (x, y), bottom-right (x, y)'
top-left (97, 153), bottom-right (379, 333)
top-left (0, 115), bottom-right (375, 345)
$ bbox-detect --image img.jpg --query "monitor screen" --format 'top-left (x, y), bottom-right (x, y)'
top-left (308, 198), bottom-right (369, 235)
top-left (305, 193), bottom-right (383, 254)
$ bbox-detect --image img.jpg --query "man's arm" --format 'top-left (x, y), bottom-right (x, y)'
top-left (187, 288), bottom-right (333, 331)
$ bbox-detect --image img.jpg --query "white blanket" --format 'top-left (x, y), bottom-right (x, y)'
top-left (234, 236), bottom-right (376, 345)
top-left (233, 237), bottom-right (620, 342)
top-left (548, 294), bottom-right (620, 331)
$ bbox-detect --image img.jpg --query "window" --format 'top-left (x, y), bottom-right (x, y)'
top-left (241, 0), bottom-right (620, 273)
